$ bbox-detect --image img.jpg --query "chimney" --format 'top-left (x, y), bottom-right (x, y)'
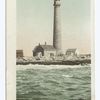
top-left (45, 42), bottom-right (47, 45)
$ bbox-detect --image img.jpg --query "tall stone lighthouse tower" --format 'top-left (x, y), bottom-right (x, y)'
top-left (53, 0), bottom-right (62, 54)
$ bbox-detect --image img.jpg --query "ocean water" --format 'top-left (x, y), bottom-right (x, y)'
top-left (16, 65), bottom-right (91, 100)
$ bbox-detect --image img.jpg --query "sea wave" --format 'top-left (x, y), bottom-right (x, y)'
top-left (17, 64), bottom-right (91, 100)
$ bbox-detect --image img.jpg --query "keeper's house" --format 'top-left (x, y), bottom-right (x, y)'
top-left (33, 43), bottom-right (56, 58)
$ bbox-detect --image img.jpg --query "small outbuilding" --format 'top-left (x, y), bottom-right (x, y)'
top-left (79, 54), bottom-right (91, 59)
top-left (33, 43), bottom-right (56, 58)
top-left (16, 50), bottom-right (24, 58)
top-left (66, 48), bottom-right (79, 57)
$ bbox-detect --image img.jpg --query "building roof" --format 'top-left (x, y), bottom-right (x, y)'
top-left (33, 44), bottom-right (56, 51)
top-left (66, 48), bottom-right (77, 52)
top-left (16, 50), bottom-right (23, 52)
top-left (40, 45), bottom-right (56, 51)
top-left (79, 54), bottom-right (91, 56)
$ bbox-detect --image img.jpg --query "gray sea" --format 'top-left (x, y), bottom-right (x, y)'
top-left (16, 65), bottom-right (91, 100)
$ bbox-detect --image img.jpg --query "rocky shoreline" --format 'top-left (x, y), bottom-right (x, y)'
top-left (16, 59), bottom-right (91, 65)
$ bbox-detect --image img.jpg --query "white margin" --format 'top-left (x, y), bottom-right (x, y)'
top-left (0, 0), bottom-right (5, 100)
top-left (95, 0), bottom-right (100, 100)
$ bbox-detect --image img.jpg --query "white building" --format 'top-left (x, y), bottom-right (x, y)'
top-left (66, 49), bottom-right (79, 56)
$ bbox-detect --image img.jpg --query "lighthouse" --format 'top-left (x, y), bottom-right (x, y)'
top-left (53, 0), bottom-right (62, 54)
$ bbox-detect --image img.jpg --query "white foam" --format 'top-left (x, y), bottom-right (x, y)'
top-left (62, 74), bottom-right (73, 78)
top-left (16, 64), bottom-right (91, 70)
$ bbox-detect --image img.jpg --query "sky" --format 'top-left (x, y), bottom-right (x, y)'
top-left (17, 0), bottom-right (91, 57)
